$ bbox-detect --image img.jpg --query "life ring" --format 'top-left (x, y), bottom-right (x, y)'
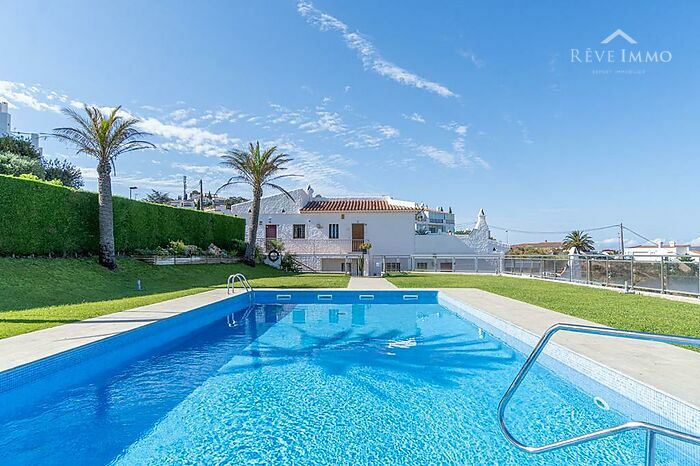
top-left (267, 250), bottom-right (280, 262)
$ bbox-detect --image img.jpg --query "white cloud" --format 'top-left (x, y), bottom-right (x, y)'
top-left (516, 120), bottom-right (534, 144)
top-left (0, 81), bottom-right (61, 113)
top-left (172, 162), bottom-right (225, 174)
top-left (263, 138), bottom-right (360, 196)
top-left (458, 50), bottom-right (485, 68)
top-left (402, 112), bottom-right (426, 123)
top-left (137, 117), bottom-right (235, 157)
top-left (298, 111), bottom-right (347, 134)
top-left (297, 1), bottom-right (456, 98)
top-left (440, 121), bottom-right (470, 136)
top-left (690, 237), bottom-right (700, 247)
top-left (169, 108), bottom-right (192, 121)
top-left (376, 125), bottom-right (399, 138)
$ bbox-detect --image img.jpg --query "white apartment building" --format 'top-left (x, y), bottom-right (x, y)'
top-left (0, 102), bottom-right (43, 155)
top-left (229, 186), bottom-right (507, 275)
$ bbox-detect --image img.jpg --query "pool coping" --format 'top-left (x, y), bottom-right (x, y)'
top-left (0, 288), bottom-right (233, 373)
top-left (438, 288), bottom-right (700, 413)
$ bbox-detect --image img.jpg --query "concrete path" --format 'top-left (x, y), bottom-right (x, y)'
top-left (0, 289), bottom-right (231, 373)
top-left (347, 277), bottom-right (397, 290)
top-left (442, 288), bottom-right (700, 410)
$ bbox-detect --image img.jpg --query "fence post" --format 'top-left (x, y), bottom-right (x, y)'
top-left (569, 256), bottom-right (573, 282)
top-left (630, 256), bottom-right (634, 289)
top-left (475, 256), bottom-right (479, 273)
top-left (605, 258), bottom-right (609, 286)
top-left (587, 258), bottom-right (591, 284)
top-left (452, 256), bottom-right (456, 272)
top-left (660, 257), bottom-right (666, 294)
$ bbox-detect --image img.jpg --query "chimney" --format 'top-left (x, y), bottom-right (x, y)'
top-left (307, 185), bottom-right (314, 198)
top-left (0, 102), bottom-right (8, 113)
top-left (669, 241), bottom-right (676, 247)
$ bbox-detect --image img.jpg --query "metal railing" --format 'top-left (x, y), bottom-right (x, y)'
top-left (498, 323), bottom-right (700, 466)
top-left (226, 273), bottom-right (253, 295)
top-left (503, 254), bottom-right (700, 297)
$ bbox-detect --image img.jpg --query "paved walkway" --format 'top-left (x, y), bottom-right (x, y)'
top-left (347, 276), bottom-right (397, 290)
top-left (0, 289), bottom-right (231, 373)
top-left (442, 288), bottom-right (700, 410)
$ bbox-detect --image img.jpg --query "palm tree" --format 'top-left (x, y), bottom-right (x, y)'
top-left (145, 189), bottom-right (172, 204)
top-left (563, 230), bottom-right (595, 253)
top-left (53, 106), bottom-right (154, 269)
top-left (217, 142), bottom-right (296, 266)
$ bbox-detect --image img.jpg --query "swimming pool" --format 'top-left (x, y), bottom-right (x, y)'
top-left (0, 290), bottom-right (697, 465)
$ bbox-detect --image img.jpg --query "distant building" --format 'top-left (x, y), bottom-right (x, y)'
top-left (0, 102), bottom-right (10, 136)
top-left (0, 102), bottom-right (43, 155)
top-left (626, 241), bottom-right (700, 261)
top-left (415, 206), bottom-right (455, 234)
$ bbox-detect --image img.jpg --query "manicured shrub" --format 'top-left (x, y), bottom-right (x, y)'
top-left (0, 175), bottom-right (245, 256)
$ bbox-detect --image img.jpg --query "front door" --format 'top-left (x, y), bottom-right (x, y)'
top-left (265, 224), bottom-right (277, 251)
top-left (351, 223), bottom-right (364, 252)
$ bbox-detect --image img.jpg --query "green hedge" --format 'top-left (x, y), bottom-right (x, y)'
top-left (0, 175), bottom-right (245, 256)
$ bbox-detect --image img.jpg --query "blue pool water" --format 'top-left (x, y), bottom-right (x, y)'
top-left (0, 293), bottom-right (696, 465)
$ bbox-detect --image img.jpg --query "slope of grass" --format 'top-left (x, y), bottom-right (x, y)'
top-left (0, 257), bottom-right (348, 338)
top-left (386, 273), bottom-right (700, 338)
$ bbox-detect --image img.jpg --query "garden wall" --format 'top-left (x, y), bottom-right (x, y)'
top-left (0, 175), bottom-right (245, 256)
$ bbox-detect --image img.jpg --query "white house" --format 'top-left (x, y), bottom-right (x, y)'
top-left (626, 241), bottom-right (700, 261)
top-left (229, 186), bottom-right (507, 275)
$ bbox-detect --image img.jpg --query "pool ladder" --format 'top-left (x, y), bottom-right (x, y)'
top-left (227, 273), bottom-right (252, 295)
top-left (225, 273), bottom-right (254, 326)
top-left (498, 323), bottom-right (700, 466)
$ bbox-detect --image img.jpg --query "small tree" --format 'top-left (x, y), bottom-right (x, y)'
top-left (0, 152), bottom-right (45, 177)
top-left (145, 189), bottom-right (173, 204)
top-left (43, 158), bottom-right (84, 188)
top-left (0, 135), bottom-right (42, 160)
top-left (563, 230), bottom-right (595, 253)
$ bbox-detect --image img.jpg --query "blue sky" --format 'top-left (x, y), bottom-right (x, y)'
top-left (1, 1), bottom-right (698, 247)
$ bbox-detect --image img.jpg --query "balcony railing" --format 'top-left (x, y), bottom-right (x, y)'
top-left (351, 239), bottom-right (365, 252)
top-left (257, 238), bottom-right (363, 255)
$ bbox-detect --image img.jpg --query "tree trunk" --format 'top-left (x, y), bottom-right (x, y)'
top-left (97, 162), bottom-right (117, 270)
top-left (244, 184), bottom-right (262, 266)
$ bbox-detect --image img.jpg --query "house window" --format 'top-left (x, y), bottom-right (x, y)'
top-left (416, 262), bottom-right (428, 271)
top-left (385, 262), bottom-right (401, 272)
top-left (293, 224), bottom-right (306, 239)
top-left (328, 223), bottom-right (339, 239)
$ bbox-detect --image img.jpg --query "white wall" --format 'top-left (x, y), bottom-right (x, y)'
top-left (413, 235), bottom-right (473, 254)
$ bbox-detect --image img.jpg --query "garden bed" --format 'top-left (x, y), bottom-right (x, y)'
top-left (133, 255), bottom-right (241, 266)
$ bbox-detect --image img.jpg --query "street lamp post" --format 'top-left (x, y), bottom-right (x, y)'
top-left (129, 186), bottom-right (138, 200)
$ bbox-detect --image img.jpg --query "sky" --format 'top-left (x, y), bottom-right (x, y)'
top-left (1, 0), bottom-right (698, 247)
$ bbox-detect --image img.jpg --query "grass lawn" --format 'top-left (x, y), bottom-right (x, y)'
top-left (0, 257), bottom-right (348, 339)
top-left (386, 273), bottom-right (700, 338)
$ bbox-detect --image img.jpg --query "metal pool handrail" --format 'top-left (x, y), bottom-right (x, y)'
top-left (226, 273), bottom-right (252, 295)
top-left (497, 323), bottom-right (700, 466)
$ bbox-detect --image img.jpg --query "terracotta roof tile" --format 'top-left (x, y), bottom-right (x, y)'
top-left (300, 199), bottom-right (419, 212)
